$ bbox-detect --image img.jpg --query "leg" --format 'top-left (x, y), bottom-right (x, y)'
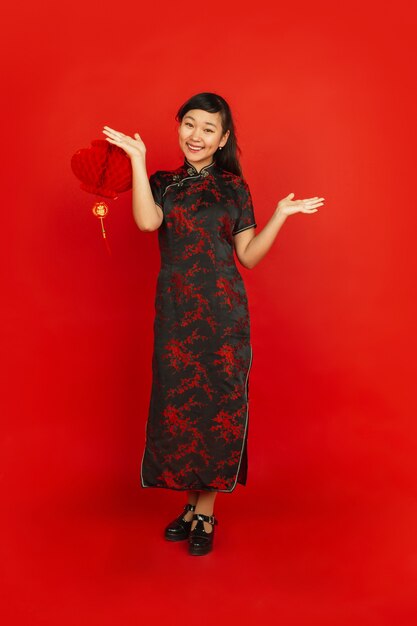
top-left (182, 490), bottom-right (199, 521)
top-left (191, 490), bottom-right (218, 533)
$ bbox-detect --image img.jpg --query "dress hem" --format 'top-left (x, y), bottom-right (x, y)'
top-left (139, 344), bottom-right (253, 494)
top-left (139, 480), bottom-right (246, 493)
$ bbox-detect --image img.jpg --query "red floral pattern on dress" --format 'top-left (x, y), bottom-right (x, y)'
top-left (140, 159), bottom-right (256, 492)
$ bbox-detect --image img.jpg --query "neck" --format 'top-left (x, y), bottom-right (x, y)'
top-left (185, 157), bottom-right (215, 173)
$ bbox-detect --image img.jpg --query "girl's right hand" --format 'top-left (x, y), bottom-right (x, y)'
top-left (102, 126), bottom-right (146, 161)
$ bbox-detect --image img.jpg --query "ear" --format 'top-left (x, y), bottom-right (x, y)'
top-left (219, 129), bottom-right (230, 149)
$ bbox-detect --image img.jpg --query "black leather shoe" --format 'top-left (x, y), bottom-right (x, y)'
top-left (164, 503), bottom-right (196, 541)
top-left (188, 513), bottom-right (218, 556)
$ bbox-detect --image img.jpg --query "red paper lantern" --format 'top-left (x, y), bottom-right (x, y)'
top-left (71, 139), bottom-right (132, 247)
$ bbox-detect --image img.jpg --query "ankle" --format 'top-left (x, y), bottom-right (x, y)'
top-left (182, 502), bottom-right (196, 522)
top-left (194, 507), bottom-right (214, 517)
top-left (191, 512), bottom-right (216, 533)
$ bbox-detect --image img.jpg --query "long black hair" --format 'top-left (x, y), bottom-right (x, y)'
top-left (175, 92), bottom-right (242, 177)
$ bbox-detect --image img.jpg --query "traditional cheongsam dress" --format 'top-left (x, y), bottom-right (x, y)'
top-left (140, 157), bottom-right (257, 493)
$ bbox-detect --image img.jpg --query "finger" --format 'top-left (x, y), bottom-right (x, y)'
top-left (302, 204), bottom-right (322, 211)
top-left (102, 129), bottom-right (122, 139)
top-left (303, 203), bottom-right (322, 211)
top-left (303, 199), bottom-right (324, 206)
top-left (103, 127), bottom-right (125, 139)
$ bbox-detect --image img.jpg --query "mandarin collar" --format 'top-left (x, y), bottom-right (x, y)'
top-left (183, 158), bottom-right (216, 177)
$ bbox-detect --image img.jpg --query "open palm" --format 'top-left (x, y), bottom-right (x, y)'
top-left (278, 192), bottom-right (324, 217)
top-left (102, 125), bottom-right (146, 161)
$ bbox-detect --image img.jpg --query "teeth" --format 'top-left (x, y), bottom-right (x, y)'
top-left (187, 144), bottom-right (203, 151)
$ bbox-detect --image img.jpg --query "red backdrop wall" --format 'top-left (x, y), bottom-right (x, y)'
top-left (2, 1), bottom-right (417, 624)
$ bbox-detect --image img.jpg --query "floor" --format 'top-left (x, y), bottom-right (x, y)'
top-left (2, 475), bottom-right (417, 625)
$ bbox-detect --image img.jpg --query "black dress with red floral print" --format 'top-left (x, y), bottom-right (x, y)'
top-left (140, 157), bottom-right (257, 493)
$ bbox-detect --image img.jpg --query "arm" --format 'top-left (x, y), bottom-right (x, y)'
top-left (233, 209), bottom-right (288, 269)
top-left (131, 156), bottom-right (163, 232)
top-left (234, 192), bottom-right (324, 269)
top-left (102, 126), bottom-right (163, 232)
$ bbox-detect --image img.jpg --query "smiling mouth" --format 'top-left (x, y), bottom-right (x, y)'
top-left (186, 143), bottom-right (204, 152)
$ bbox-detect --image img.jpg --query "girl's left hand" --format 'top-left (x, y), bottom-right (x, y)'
top-left (277, 193), bottom-right (324, 218)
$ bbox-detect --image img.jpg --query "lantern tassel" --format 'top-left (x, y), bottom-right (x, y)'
top-left (92, 201), bottom-right (112, 256)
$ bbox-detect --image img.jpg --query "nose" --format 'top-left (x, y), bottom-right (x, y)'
top-left (190, 127), bottom-right (203, 143)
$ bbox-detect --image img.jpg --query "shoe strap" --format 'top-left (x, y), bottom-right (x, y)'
top-left (192, 513), bottom-right (217, 525)
top-left (184, 503), bottom-right (196, 512)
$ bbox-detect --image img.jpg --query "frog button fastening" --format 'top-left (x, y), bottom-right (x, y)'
top-left (172, 174), bottom-right (184, 187)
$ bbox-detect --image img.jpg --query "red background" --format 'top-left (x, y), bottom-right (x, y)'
top-left (2, 1), bottom-right (417, 624)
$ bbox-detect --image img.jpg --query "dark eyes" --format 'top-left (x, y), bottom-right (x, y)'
top-left (184, 122), bottom-right (214, 133)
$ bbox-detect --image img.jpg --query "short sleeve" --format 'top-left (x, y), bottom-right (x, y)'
top-left (149, 171), bottom-right (163, 208)
top-left (232, 179), bottom-right (257, 235)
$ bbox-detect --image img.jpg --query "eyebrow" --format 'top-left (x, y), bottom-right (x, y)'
top-left (184, 114), bottom-right (217, 128)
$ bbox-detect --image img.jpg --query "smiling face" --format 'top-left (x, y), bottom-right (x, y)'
top-left (178, 109), bottom-right (230, 171)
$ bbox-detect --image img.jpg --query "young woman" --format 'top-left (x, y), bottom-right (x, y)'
top-left (102, 92), bottom-right (324, 556)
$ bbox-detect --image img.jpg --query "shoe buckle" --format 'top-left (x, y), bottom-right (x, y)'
top-left (196, 513), bottom-right (214, 525)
